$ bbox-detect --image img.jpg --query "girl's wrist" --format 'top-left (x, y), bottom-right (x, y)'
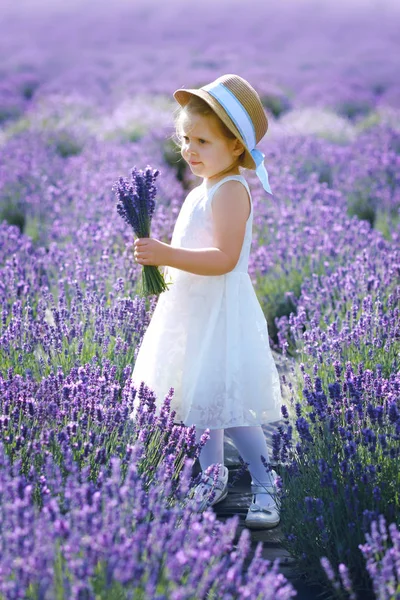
top-left (164, 242), bottom-right (175, 267)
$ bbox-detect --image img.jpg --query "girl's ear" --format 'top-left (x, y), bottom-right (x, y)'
top-left (232, 138), bottom-right (246, 156)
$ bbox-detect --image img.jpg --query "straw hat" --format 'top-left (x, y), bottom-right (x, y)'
top-left (173, 74), bottom-right (268, 171)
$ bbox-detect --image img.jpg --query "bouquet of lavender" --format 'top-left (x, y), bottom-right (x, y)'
top-left (114, 166), bottom-right (170, 296)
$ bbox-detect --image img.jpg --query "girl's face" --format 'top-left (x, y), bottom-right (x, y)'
top-left (178, 111), bottom-right (244, 184)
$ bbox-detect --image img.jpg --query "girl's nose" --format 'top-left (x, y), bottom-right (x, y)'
top-left (184, 145), bottom-right (197, 159)
top-left (184, 139), bottom-right (196, 152)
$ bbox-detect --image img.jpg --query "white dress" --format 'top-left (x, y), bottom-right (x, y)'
top-left (130, 174), bottom-right (282, 429)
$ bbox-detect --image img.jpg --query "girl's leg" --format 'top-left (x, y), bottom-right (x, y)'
top-left (195, 427), bottom-right (224, 471)
top-left (225, 425), bottom-right (275, 508)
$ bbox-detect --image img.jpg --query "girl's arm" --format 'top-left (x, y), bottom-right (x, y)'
top-left (135, 181), bottom-right (250, 276)
top-left (167, 246), bottom-right (235, 276)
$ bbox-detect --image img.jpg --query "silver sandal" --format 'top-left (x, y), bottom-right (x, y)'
top-left (244, 471), bottom-right (281, 530)
top-left (190, 465), bottom-right (229, 513)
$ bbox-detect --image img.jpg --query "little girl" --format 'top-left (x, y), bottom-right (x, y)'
top-left (130, 74), bottom-right (283, 529)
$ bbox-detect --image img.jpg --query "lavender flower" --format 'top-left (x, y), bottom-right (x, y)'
top-left (359, 516), bottom-right (400, 600)
top-left (114, 166), bottom-right (170, 296)
top-left (320, 557), bottom-right (357, 600)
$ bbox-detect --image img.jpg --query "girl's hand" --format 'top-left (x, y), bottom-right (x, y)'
top-left (134, 237), bottom-right (170, 266)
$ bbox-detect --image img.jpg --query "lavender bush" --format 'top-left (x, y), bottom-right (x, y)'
top-left (275, 242), bottom-right (399, 368)
top-left (273, 238), bottom-right (399, 594)
top-left (320, 516), bottom-right (400, 600)
top-left (0, 370), bottom-right (296, 599)
top-left (274, 361), bottom-right (400, 596)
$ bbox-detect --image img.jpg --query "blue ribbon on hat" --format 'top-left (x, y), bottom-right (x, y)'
top-left (202, 81), bottom-right (272, 195)
top-left (251, 148), bottom-right (272, 195)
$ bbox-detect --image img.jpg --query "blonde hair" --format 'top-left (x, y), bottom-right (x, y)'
top-left (172, 95), bottom-right (246, 168)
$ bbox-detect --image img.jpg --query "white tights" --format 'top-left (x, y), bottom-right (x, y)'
top-left (194, 425), bottom-right (275, 508)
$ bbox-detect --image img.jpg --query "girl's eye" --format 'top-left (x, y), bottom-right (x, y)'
top-left (180, 135), bottom-right (207, 145)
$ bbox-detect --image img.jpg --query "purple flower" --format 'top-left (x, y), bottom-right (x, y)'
top-left (114, 166), bottom-right (160, 237)
top-left (295, 417), bottom-right (313, 443)
top-left (113, 166), bottom-right (169, 296)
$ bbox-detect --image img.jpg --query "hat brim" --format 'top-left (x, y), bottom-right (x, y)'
top-left (173, 88), bottom-right (257, 170)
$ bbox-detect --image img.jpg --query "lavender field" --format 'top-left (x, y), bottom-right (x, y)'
top-left (0, 0), bottom-right (399, 598)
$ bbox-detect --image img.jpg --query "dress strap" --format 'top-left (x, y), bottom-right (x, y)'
top-left (205, 174), bottom-right (251, 197)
